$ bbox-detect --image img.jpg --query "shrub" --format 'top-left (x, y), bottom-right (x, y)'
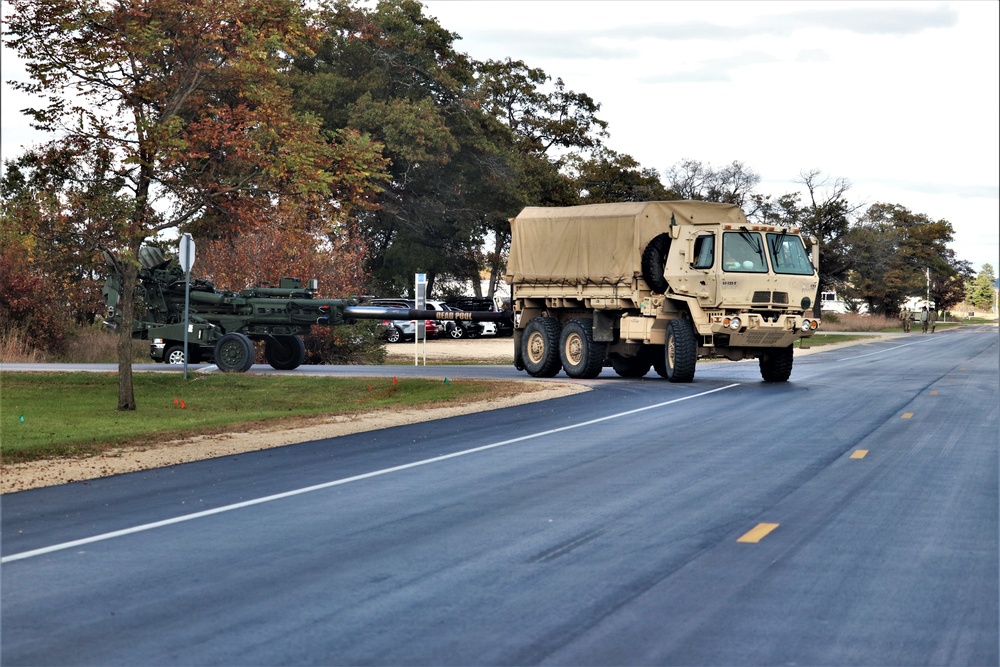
top-left (304, 321), bottom-right (387, 365)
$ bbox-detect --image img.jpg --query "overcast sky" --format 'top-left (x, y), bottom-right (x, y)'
top-left (2, 0), bottom-right (997, 273)
top-left (422, 0), bottom-right (999, 274)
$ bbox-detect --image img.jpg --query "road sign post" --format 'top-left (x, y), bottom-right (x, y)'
top-left (179, 234), bottom-right (195, 379)
top-left (415, 273), bottom-right (427, 366)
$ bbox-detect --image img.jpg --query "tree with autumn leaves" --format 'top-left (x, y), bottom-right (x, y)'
top-left (3, 0), bottom-right (387, 409)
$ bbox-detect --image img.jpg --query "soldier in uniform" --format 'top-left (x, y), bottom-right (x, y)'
top-left (920, 306), bottom-right (930, 333)
top-left (900, 307), bottom-right (912, 333)
top-left (928, 308), bottom-right (937, 333)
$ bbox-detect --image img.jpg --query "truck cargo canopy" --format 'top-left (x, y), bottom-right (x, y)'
top-left (505, 200), bottom-right (747, 285)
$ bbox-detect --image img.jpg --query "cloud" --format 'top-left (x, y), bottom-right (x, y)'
top-left (641, 51), bottom-right (780, 84)
top-left (795, 49), bottom-right (829, 63)
top-left (449, 4), bottom-right (959, 62)
top-left (601, 4), bottom-right (959, 41)
top-left (785, 5), bottom-right (959, 36)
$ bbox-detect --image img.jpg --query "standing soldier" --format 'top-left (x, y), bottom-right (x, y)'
top-left (900, 307), bottom-right (912, 333)
top-left (920, 306), bottom-right (930, 333)
top-left (928, 308), bottom-right (937, 333)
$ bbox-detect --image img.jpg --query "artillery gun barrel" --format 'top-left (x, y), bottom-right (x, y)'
top-left (344, 306), bottom-right (513, 324)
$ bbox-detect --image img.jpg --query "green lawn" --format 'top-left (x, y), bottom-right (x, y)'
top-left (1, 373), bottom-right (508, 463)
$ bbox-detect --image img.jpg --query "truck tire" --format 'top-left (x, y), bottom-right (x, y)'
top-left (665, 319), bottom-right (696, 382)
top-left (649, 345), bottom-right (668, 377)
top-left (560, 319), bottom-right (607, 379)
top-left (759, 345), bottom-right (794, 382)
top-left (449, 324), bottom-right (466, 339)
top-left (521, 317), bottom-right (562, 377)
top-left (264, 335), bottom-right (306, 371)
top-left (164, 345), bottom-right (187, 365)
top-left (641, 233), bottom-right (671, 294)
top-left (215, 332), bottom-right (255, 373)
top-left (611, 354), bottom-right (651, 378)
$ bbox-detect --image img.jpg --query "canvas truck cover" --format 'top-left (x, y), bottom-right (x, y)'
top-left (506, 200), bottom-right (748, 285)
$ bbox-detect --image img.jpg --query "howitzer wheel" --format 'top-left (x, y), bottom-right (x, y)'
top-left (265, 335), bottom-right (306, 371)
top-left (215, 333), bottom-right (255, 373)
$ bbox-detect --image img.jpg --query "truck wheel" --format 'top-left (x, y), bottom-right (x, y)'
top-left (611, 354), bottom-right (651, 378)
top-left (521, 317), bottom-right (561, 377)
top-left (164, 345), bottom-right (187, 365)
top-left (560, 319), bottom-right (607, 379)
top-left (665, 319), bottom-right (697, 382)
top-left (641, 233), bottom-right (671, 294)
top-left (649, 345), bottom-right (668, 377)
top-left (214, 332), bottom-right (255, 373)
top-left (386, 326), bottom-right (403, 344)
top-left (264, 335), bottom-right (306, 371)
top-left (759, 345), bottom-right (794, 382)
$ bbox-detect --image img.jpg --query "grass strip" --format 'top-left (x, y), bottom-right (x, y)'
top-left (2, 373), bottom-right (510, 463)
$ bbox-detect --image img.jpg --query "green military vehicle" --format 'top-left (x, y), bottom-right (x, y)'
top-left (102, 247), bottom-right (358, 372)
top-left (505, 201), bottom-right (821, 382)
top-left (103, 246), bottom-right (513, 372)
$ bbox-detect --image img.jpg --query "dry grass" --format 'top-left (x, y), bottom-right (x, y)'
top-left (819, 312), bottom-right (895, 331)
top-left (1, 326), bottom-right (148, 364)
top-left (0, 329), bottom-right (44, 363)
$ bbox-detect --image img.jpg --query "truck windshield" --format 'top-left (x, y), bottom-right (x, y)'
top-left (722, 231), bottom-right (767, 273)
top-left (766, 232), bottom-right (814, 275)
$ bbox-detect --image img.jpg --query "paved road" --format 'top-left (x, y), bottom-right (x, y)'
top-left (2, 327), bottom-right (997, 665)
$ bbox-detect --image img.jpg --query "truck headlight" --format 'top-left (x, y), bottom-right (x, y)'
top-left (723, 317), bottom-right (741, 330)
top-left (800, 320), bottom-right (818, 331)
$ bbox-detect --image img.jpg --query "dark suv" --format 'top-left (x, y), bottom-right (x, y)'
top-left (367, 298), bottom-right (482, 339)
top-left (443, 297), bottom-right (514, 337)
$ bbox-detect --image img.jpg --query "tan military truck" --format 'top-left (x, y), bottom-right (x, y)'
top-left (505, 200), bottom-right (821, 382)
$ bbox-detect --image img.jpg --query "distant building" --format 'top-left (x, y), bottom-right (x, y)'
top-left (820, 291), bottom-right (869, 314)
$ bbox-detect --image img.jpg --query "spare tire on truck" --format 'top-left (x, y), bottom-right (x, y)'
top-left (641, 233), bottom-right (671, 294)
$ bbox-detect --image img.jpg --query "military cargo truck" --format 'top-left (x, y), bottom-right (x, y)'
top-left (505, 201), bottom-right (821, 382)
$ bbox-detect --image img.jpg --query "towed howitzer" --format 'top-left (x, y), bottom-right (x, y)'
top-left (102, 246), bottom-right (512, 372)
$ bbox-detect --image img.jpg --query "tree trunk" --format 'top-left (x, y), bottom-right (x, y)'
top-left (116, 249), bottom-right (138, 411)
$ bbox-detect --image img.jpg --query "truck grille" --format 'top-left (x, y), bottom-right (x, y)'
top-left (745, 331), bottom-right (788, 346)
top-left (752, 291), bottom-right (789, 305)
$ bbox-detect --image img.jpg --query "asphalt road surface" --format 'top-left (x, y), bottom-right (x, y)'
top-left (2, 327), bottom-right (997, 665)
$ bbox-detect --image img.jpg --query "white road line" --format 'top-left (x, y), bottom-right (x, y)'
top-left (3, 383), bottom-right (740, 563)
top-left (836, 338), bottom-right (933, 361)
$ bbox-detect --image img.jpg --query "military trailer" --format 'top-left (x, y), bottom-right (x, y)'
top-left (505, 201), bottom-right (821, 382)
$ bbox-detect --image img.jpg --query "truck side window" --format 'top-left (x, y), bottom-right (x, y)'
top-left (692, 234), bottom-right (714, 269)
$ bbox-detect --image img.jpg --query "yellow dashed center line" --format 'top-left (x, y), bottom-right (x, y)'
top-left (930, 390), bottom-right (938, 395)
top-left (901, 412), bottom-right (914, 419)
top-left (851, 450), bottom-right (868, 459)
top-left (737, 522), bottom-right (779, 543)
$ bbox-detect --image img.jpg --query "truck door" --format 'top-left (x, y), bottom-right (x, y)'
top-left (691, 233), bottom-right (718, 307)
